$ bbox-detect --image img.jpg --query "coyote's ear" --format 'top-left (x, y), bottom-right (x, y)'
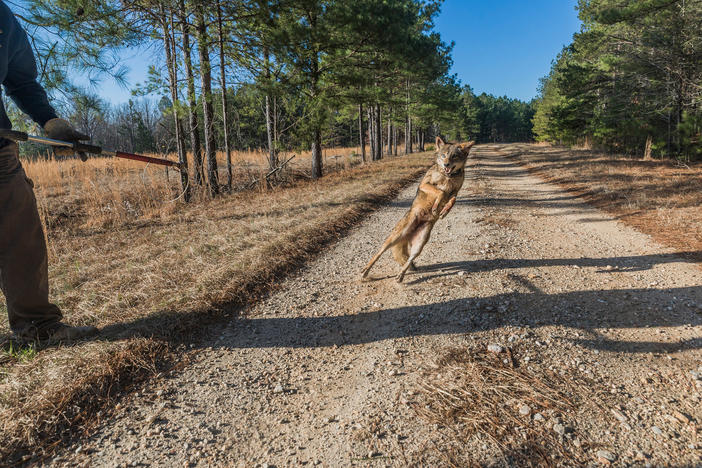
top-left (461, 141), bottom-right (476, 153)
top-left (435, 136), bottom-right (445, 149)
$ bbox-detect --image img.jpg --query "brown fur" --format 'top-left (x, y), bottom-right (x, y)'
top-left (361, 137), bottom-right (475, 282)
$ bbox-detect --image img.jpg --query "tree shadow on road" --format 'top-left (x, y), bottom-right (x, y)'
top-left (193, 252), bottom-right (702, 355)
top-left (408, 251), bottom-right (702, 281)
top-left (18, 252), bottom-right (698, 358)
top-left (201, 282), bottom-right (702, 355)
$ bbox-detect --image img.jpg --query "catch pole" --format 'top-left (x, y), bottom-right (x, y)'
top-left (0, 129), bottom-right (184, 170)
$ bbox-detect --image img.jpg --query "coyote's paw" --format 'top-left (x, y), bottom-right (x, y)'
top-left (395, 272), bottom-right (405, 283)
top-left (439, 204), bottom-right (453, 219)
top-left (431, 200), bottom-right (441, 217)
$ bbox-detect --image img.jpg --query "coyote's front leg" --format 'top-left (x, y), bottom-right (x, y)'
top-left (439, 196), bottom-right (457, 219)
top-left (419, 182), bottom-right (445, 217)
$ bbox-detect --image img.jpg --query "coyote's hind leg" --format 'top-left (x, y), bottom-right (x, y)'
top-left (361, 215), bottom-right (415, 278)
top-left (361, 231), bottom-right (403, 278)
top-left (396, 223), bottom-right (433, 283)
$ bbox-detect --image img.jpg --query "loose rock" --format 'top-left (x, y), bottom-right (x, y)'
top-left (611, 408), bottom-right (628, 423)
top-left (487, 344), bottom-right (503, 354)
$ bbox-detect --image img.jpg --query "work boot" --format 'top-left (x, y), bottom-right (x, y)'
top-left (42, 323), bottom-right (99, 345)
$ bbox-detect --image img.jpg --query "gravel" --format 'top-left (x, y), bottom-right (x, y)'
top-left (553, 423), bottom-right (566, 436)
top-left (48, 146), bottom-right (702, 467)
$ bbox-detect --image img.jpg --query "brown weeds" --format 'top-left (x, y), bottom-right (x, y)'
top-left (26, 146), bottom-right (363, 230)
top-left (415, 347), bottom-right (610, 467)
top-left (1, 340), bottom-right (171, 465)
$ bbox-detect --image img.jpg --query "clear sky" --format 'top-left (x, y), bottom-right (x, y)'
top-left (435, 0), bottom-right (581, 101)
top-left (84, 0), bottom-right (582, 105)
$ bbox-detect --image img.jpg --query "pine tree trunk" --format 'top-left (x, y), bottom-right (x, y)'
top-left (375, 103), bottom-right (382, 160)
top-left (264, 48), bottom-right (276, 170)
top-left (358, 103), bottom-right (365, 163)
top-left (393, 124), bottom-right (398, 156)
top-left (273, 96), bottom-right (278, 152)
top-left (368, 105), bottom-right (375, 161)
top-left (387, 117), bottom-right (392, 155)
top-left (311, 128), bottom-right (322, 178)
top-left (265, 94), bottom-right (275, 169)
top-left (178, 0), bottom-right (204, 186)
top-left (310, 52), bottom-right (322, 179)
top-left (195, 4), bottom-right (219, 196)
top-left (644, 134), bottom-right (653, 160)
top-left (404, 122), bottom-right (408, 155)
top-left (373, 103), bottom-right (383, 159)
top-left (405, 79), bottom-right (412, 154)
top-left (368, 107), bottom-right (375, 161)
top-left (216, 1), bottom-right (232, 190)
top-left (675, 77), bottom-right (684, 155)
top-left (161, 6), bottom-right (190, 201)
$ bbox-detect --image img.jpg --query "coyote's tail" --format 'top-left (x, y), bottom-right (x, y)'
top-left (391, 242), bottom-right (409, 266)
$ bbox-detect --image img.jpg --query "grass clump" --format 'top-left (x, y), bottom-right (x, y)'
top-left (415, 346), bottom-right (610, 467)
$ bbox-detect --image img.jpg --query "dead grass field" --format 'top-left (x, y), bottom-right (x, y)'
top-left (0, 148), bottom-right (428, 464)
top-left (26, 146), bottom-right (362, 231)
top-left (501, 144), bottom-right (702, 261)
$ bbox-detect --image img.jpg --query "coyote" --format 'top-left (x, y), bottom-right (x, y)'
top-left (361, 137), bottom-right (475, 282)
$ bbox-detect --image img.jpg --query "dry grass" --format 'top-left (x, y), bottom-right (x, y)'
top-left (502, 144), bottom-right (702, 261)
top-left (26, 146), bottom-right (363, 230)
top-left (415, 347), bottom-right (611, 467)
top-left (474, 213), bottom-right (516, 229)
top-left (0, 149), bottom-right (428, 464)
top-left (0, 340), bottom-right (171, 463)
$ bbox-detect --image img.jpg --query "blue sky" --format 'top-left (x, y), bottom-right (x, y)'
top-left (435, 0), bottom-right (581, 101)
top-left (83, 0), bottom-right (582, 105)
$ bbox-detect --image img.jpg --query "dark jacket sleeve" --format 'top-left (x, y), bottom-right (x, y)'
top-left (3, 11), bottom-right (57, 127)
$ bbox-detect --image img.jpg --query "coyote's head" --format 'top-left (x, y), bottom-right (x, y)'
top-left (435, 137), bottom-right (475, 176)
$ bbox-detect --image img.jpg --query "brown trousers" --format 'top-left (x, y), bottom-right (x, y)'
top-left (0, 142), bottom-right (62, 340)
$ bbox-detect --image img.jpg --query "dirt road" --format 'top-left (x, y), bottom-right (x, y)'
top-left (51, 145), bottom-right (702, 467)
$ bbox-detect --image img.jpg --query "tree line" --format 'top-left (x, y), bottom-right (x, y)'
top-left (12, 0), bottom-right (536, 201)
top-left (533, 0), bottom-right (702, 160)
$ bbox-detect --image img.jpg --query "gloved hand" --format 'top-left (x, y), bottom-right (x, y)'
top-left (44, 118), bottom-right (90, 161)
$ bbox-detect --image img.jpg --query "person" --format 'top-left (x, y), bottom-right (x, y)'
top-left (0, 1), bottom-right (97, 344)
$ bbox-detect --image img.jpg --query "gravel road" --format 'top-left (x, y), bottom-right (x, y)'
top-left (50, 145), bottom-right (702, 467)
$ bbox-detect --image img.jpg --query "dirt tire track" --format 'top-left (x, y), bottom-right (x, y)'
top-left (51, 146), bottom-right (702, 467)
